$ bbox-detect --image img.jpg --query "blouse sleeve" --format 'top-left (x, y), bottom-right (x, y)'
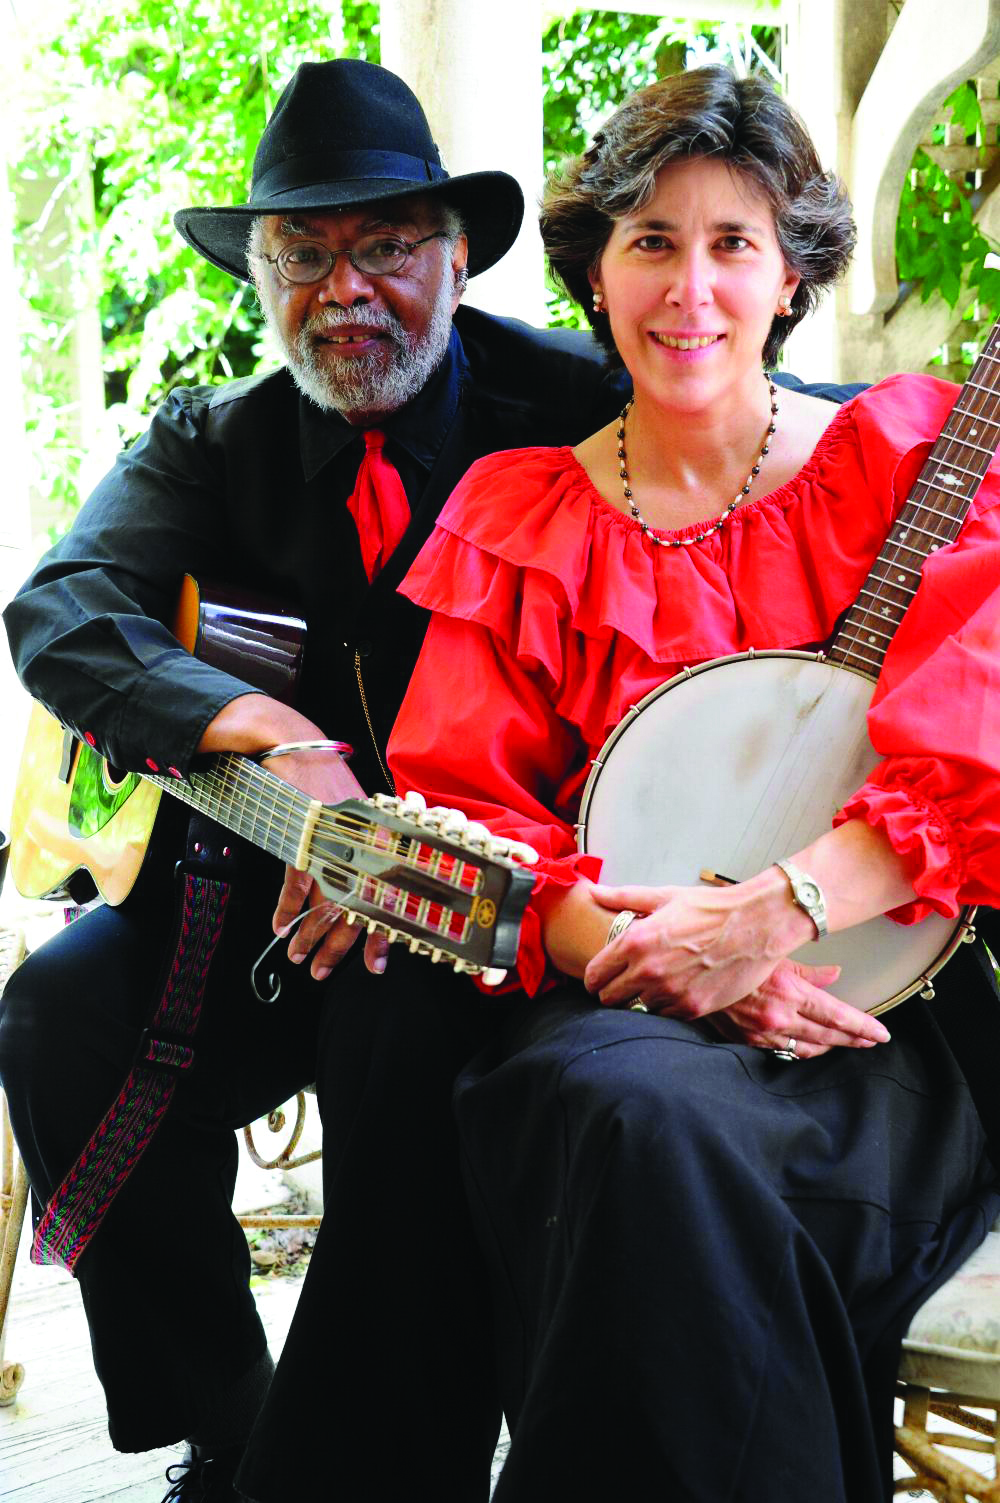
top-left (388, 612), bottom-right (600, 995)
top-left (835, 490), bottom-right (1000, 922)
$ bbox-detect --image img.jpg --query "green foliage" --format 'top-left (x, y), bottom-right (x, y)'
top-left (15, 0), bottom-right (378, 510)
top-left (895, 82), bottom-right (1000, 348)
top-left (540, 11), bottom-right (781, 330)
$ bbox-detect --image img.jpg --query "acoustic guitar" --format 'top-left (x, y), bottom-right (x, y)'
top-left (9, 575), bottom-right (536, 980)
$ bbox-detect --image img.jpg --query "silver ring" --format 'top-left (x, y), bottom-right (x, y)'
top-left (772, 1036), bottom-right (799, 1062)
top-left (626, 997), bottom-right (648, 1013)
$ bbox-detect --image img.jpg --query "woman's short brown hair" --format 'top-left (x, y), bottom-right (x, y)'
top-left (541, 66), bottom-right (856, 369)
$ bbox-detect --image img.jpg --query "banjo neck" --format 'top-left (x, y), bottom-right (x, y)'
top-left (827, 319), bottom-right (1000, 677)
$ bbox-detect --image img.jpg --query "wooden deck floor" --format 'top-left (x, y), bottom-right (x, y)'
top-left (1, 1239), bottom-right (302, 1501)
top-left (1, 1214), bottom-right (511, 1502)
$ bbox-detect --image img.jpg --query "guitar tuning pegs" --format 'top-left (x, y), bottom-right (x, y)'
top-left (370, 792), bottom-right (402, 813)
top-left (440, 809), bottom-right (468, 835)
top-left (463, 822), bottom-right (491, 847)
top-left (401, 790), bottom-right (427, 814)
top-left (343, 910), bottom-right (358, 927)
top-left (486, 837), bottom-right (539, 866)
top-left (480, 967), bottom-right (508, 988)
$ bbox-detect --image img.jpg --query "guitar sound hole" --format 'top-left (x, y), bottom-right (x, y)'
top-left (103, 761), bottom-right (130, 791)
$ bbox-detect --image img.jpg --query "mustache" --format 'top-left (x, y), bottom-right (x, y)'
top-left (301, 307), bottom-right (405, 341)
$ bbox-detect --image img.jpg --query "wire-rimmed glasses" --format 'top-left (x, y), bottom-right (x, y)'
top-left (255, 231), bottom-right (449, 285)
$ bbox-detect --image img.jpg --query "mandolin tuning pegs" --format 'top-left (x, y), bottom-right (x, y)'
top-left (463, 821), bottom-right (491, 846)
top-left (480, 967), bottom-right (507, 988)
top-left (401, 790), bottom-right (427, 814)
top-left (343, 910), bottom-right (358, 927)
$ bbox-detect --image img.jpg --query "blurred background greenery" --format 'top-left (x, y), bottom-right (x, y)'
top-left (9, 1), bottom-right (1000, 524)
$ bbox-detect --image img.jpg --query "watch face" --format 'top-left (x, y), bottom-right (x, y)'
top-left (800, 881), bottom-right (821, 906)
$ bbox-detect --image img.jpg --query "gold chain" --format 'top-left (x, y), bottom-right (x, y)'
top-left (354, 650), bottom-right (396, 794)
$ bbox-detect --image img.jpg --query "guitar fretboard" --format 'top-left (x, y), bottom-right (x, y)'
top-left (146, 755), bottom-right (316, 865)
top-left (828, 319), bottom-right (1000, 675)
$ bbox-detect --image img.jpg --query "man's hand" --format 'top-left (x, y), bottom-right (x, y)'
top-left (266, 746), bottom-right (390, 980)
top-left (196, 693), bottom-right (389, 981)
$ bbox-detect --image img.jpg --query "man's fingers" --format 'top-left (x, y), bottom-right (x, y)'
top-left (364, 932), bottom-right (390, 975)
top-left (272, 865), bottom-right (313, 934)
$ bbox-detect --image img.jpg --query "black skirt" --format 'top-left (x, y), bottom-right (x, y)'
top-left (454, 984), bottom-right (1000, 1503)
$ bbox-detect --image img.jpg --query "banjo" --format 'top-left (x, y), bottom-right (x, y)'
top-left (578, 335), bottom-right (1000, 1018)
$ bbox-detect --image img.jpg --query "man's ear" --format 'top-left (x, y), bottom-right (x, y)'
top-left (451, 235), bottom-right (469, 311)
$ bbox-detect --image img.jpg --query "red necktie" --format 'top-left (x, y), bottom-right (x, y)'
top-left (346, 429), bottom-right (411, 582)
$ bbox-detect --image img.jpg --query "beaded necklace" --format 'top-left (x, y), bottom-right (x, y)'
top-left (616, 371), bottom-right (779, 548)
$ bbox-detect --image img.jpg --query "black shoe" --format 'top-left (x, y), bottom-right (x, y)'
top-left (161, 1442), bottom-right (244, 1501)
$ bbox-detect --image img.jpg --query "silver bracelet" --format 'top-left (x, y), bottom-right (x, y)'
top-left (257, 739), bottom-right (354, 762)
top-left (605, 909), bottom-right (637, 945)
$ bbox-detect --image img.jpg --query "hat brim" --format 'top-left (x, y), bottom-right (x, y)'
top-left (174, 171), bottom-right (524, 281)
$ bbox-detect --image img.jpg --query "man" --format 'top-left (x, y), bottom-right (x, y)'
top-left (0, 58), bottom-right (860, 1503)
top-left (0, 59), bottom-right (632, 1503)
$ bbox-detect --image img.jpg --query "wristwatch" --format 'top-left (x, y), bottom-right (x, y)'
top-left (775, 859), bottom-right (828, 939)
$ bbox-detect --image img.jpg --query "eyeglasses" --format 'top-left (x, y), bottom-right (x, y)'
top-left (255, 231), bottom-right (449, 285)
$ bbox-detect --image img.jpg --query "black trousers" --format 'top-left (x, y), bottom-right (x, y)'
top-left (0, 832), bottom-right (503, 1502)
top-left (454, 982), bottom-right (1000, 1503)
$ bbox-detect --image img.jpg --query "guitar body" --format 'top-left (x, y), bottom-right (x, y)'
top-left (579, 652), bottom-right (974, 1016)
top-left (9, 576), bottom-right (307, 904)
top-left (10, 707), bottom-right (161, 903)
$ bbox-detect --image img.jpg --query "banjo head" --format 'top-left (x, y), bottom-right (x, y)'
top-left (579, 651), bottom-right (967, 1014)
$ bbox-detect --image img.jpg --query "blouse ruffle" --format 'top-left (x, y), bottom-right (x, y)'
top-left (392, 374), bottom-right (1000, 992)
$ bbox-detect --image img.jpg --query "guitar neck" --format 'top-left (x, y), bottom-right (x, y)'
top-left (828, 321), bottom-right (1000, 675)
top-left (145, 755), bottom-right (317, 865)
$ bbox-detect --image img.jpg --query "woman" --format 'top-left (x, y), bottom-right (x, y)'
top-left (388, 68), bottom-right (1000, 1501)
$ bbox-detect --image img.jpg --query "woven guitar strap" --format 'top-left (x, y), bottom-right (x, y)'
top-left (32, 816), bottom-right (234, 1273)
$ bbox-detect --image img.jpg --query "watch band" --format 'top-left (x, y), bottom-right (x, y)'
top-left (775, 859), bottom-right (829, 939)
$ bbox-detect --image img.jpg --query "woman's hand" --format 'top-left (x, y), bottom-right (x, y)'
top-left (709, 959), bottom-right (890, 1057)
top-left (583, 876), bottom-right (814, 1017)
top-left (582, 878), bottom-right (890, 1051)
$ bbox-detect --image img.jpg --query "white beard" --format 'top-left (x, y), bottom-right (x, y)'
top-left (257, 268), bottom-right (457, 420)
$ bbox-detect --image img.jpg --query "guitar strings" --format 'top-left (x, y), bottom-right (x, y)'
top-left (834, 323), bottom-right (1000, 676)
top-left (156, 758), bottom-right (488, 890)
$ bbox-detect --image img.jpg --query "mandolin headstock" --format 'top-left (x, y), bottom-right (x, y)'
top-left (307, 791), bottom-right (538, 982)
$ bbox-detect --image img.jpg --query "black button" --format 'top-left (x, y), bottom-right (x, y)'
top-left (356, 640), bottom-right (372, 659)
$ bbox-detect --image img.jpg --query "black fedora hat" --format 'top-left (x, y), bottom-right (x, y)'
top-left (174, 60), bottom-right (524, 281)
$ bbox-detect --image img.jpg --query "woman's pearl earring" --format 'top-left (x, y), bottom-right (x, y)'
top-left (777, 295), bottom-right (793, 317)
top-left (592, 290), bottom-right (605, 313)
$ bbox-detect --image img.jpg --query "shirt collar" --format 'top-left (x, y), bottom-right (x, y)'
top-left (298, 324), bottom-right (466, 483)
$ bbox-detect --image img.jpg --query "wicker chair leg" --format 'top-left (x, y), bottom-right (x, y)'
top-left (0, 1154), bottom-right (27, 1405)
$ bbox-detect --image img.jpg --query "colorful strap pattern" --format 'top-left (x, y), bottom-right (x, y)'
top-left (32, 873), bottom-right (230, 1272)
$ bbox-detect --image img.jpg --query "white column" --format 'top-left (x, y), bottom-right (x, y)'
top-left (782, 0), bottom-right (887, 382)
top-left (0, 11), bottom-right (34, 834)
top-left (380, 0), bottom-right (546, 324)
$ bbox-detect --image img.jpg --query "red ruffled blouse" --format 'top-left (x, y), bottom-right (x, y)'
top-left (389, 374), bottom-right (1000, 995)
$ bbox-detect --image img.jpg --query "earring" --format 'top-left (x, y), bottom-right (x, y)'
top-left (592, 290), bottom-right (605, 313)
top-left (777, 295), bottom-right (792, 317)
